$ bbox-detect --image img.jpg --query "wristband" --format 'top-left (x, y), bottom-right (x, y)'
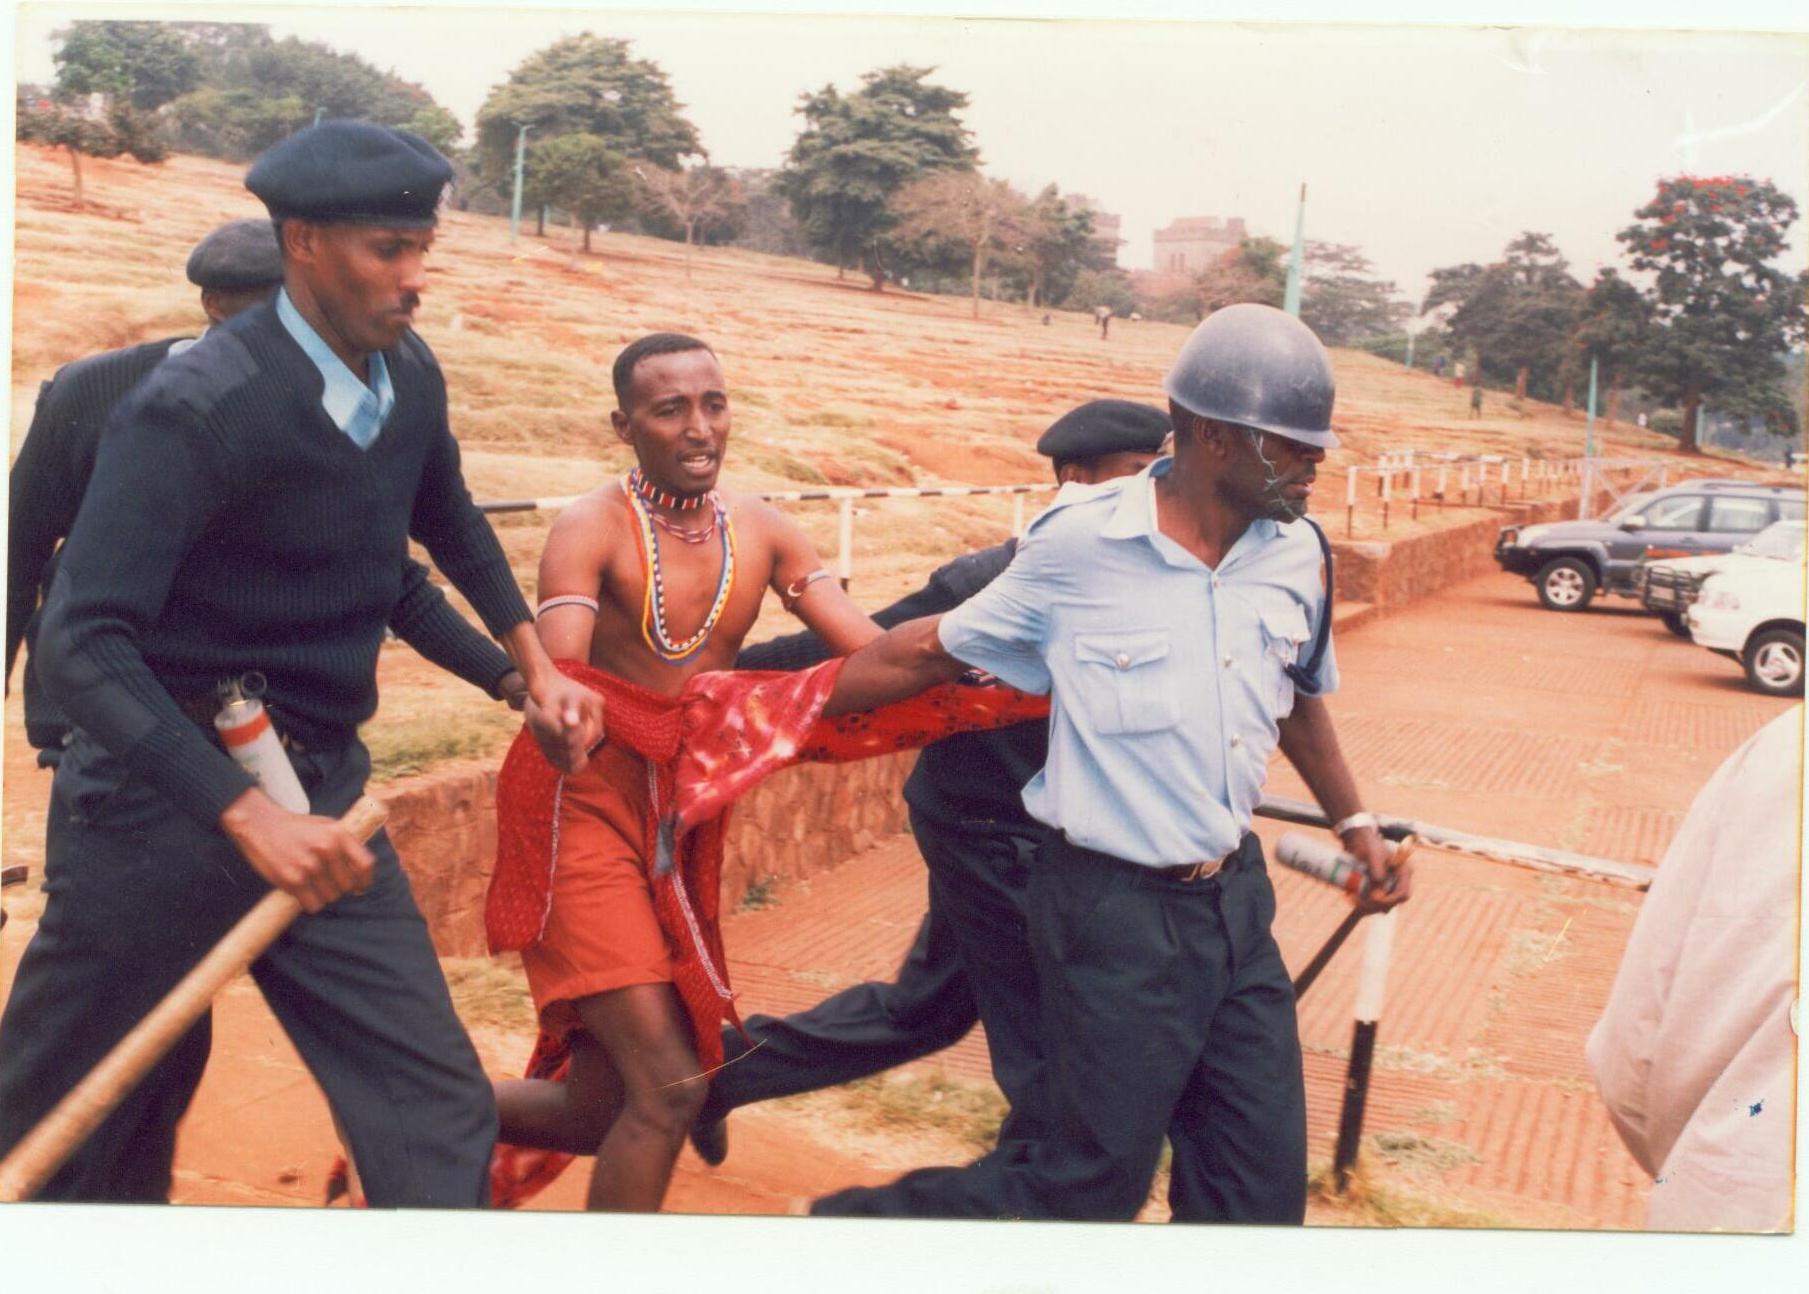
top-left (1333, 811), bottom-right (1379, 838)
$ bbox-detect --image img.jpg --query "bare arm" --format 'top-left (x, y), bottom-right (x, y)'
top-left (492, 498), bottom-right (611, 770)
top-left (765, 504), bottom-right (882, 657)
top-left (535, 498), bottom-right (612, 661)
top-left (1276, 693), bottom-right (1411, 911)
top-left (823, 615), bottom-right (968, 717)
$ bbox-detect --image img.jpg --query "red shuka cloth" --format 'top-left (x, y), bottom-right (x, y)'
top-left (485, 657), bottom-right (1049, 1208)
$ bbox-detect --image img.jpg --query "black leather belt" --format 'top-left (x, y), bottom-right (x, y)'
top-left (1057, 832), bottom-right (1256, 884)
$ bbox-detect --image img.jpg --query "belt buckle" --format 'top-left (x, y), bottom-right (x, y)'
top-left (1182, 854), bottom-right (1224, 882)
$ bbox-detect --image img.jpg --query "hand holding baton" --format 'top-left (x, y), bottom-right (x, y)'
top-left (0, 795), bottom-right (388, 1203)
top-left (1273, 831), bottom-right (1415, 998)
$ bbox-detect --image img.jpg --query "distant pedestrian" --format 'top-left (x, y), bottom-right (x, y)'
top-left (1432, 356), bottom-right (1445, 378)
top-left (1094, 304), bottom-right (1112, 339)
top-left (1453, 360), bottom-right (1466, 388)
top-left (1469, 384), bottom-right (1484, 419)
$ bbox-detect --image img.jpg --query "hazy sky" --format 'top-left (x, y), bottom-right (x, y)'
top-left (14, 2), bottom-right (1809, 308)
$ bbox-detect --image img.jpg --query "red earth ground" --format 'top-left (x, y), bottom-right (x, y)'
top-left (3, 569), bottom-right (1792, 1226)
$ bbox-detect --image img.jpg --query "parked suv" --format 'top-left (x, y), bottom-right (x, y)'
top-left (1494, 479), bottom-right (1804, 612)
top-left (1638, 519), bottom-right (1806, 636)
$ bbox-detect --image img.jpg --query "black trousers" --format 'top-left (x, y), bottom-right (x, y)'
top-left (814, 832), bottom-right (1307, 1223)
top-left (0, 733), bottom-right (496, 1206)
top-left (699, 809), bottom-right (1045, 1143)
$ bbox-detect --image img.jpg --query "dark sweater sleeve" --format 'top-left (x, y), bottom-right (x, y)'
top-left (388, 557), bottom-right (516, 696)
top-left (36, 392), bottom-right (256, 825)
top-left (406, 382), bottom-right (531, 638)
top-left (5, 379), bottom-right (77, 682)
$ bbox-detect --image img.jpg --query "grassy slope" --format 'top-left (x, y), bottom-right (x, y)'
top-left (10, 143), bottom-right (1786, 774)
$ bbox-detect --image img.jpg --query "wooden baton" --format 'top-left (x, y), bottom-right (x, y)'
top-left (0, 795), bottom-right (388, 1203)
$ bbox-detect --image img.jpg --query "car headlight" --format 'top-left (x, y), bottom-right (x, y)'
top-left (1699, 588), bottom-right (1742, 611)
top-left (1517, 524), bottom-right (1550, 546)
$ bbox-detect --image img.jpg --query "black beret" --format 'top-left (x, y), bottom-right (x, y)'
top-left (1035, 399), bottom-right (1172, 463)
top-left (185, 218), bottom-right (282, 290)
top-left (245, 120), bottom-right (453, 227)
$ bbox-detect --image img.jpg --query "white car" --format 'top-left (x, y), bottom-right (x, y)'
top-left (1688, 556), bottom-right (1808, 696)
top-left (1639, 520), bottom-right (1807, 637)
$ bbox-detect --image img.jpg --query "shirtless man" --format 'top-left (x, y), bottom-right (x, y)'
top-left (492, 332), bottom-right (879, 1211)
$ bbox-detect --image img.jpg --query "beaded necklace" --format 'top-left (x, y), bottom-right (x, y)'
top-left (628, 466), bottom-right (711, 512)
top-left (624, 471), bottom-right (736, 664)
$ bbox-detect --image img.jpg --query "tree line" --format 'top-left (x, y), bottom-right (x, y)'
top-left (1416, 178), bottom-right (1806, 451)
top-left (19, 23), bottom-right (1806, 449)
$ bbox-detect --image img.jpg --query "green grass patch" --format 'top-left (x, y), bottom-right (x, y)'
top-left (364, 710), bottom-right (519, 781)
top-left (442, 956), bottom-right (537, 1034)
top-left (829, 1073), bottom-right (1008, 1157)
top-left (737, 876), bottom-right (781, 912)
top-left (1307, 1160), bottom-right (1513, 1229)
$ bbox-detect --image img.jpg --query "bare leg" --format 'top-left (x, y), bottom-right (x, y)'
top-left (575, 982), bottom-right (709, 1212)
top-left (493, 1031), bottom-right (626, 1154)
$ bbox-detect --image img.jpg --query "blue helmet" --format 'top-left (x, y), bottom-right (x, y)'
top-left (1161, 303), bottom-right (1339, 450)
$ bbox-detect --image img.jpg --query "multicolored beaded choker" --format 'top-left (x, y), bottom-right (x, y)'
top-left (624, 471), bottom-right (737, 664)
top-left (628, 465), bottom-right (713, 512)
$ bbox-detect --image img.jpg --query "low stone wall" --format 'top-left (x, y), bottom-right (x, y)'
top-left (392, 488), bottom-right (1618, 954)
top-left (382, 750), bottom-right (915, 957)
top-left (1330, 493), bottom-right (1604, 610)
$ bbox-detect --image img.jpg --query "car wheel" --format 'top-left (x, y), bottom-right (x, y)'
top-left (1659, 611), bottom-right (1691, 639)
top-left (1536, 557), bottom-right (1596, 611)
top-left (1743, 628), bottom-right (1806, 696)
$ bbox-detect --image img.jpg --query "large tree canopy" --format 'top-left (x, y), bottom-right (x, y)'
top-left (1424, 232), bottom-right (1584, 400)
top-left (1299, 242), bottom-right (1411, 346)
top-left (474, 34), bottom-right (701, 195)
top-left (524, 132), bottom-right (634, 252)
top-left (1014, 185), bottom-right (1111, 310)
top-left (890, 170), bottom-right (1031, 317)
top-left (1617, 174), bottom-right (1808, 449)
top-left (54, 20), bottom-right (201, 110)
top-left (149, 25), bottom-right (459, 159)
top-left (780, 65), bottom-right (977, 289)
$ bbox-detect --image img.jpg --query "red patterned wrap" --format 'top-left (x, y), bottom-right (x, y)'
top-left (483, 657), bottom-right (1049, 1208)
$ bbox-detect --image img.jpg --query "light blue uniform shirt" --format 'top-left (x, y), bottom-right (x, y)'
top-left (937, 456), bottom-right (1337, 868)
top-left (275, 288), bottom-right (394, 448)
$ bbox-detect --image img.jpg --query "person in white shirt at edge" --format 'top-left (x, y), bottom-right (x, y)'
top-left (1587, 704), bottom-right (1802, 1232)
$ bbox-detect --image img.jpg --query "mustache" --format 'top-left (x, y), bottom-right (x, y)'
top-left (397, 293), bottom-right (421, 313)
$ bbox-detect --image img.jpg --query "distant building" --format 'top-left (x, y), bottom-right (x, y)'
top-left (1066, 193), bottom-right (1123, 266)
top-left (1152, 215), bottom-right (1248, 275)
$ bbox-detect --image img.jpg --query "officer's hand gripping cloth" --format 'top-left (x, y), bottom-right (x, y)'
top-left (484, 656), bottom-right (1049, 1208)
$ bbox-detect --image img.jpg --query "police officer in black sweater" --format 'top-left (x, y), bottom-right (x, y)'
top-left (0, 122), bottom-right (601, 1205)
top-left (689, 401), bottom-right (1169, 1173)
top-left (6, 218), bottom-right (526, 766)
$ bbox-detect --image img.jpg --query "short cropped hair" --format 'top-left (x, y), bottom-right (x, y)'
top-left (612, 333), bottom-right (717, 409)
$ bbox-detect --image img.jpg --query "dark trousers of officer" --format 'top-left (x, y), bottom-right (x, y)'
top-left (814, 831), bottom-right (1307, 1222)
top-left (700, 810), bottom-right (1045, 1150)
top-left (0, 732), bottom-right (496, 1206)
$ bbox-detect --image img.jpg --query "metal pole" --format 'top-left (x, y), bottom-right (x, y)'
top-left (1584, 354), bottom-right (1598, 459)
top-left (1283, 183), bottom-right (1307, 317)
top-left (836, 497), bottom-right (855, 590)
top-left (510, 124), bottom-right (529, 246)
top-left (1333, 909), bottom-right (1397, 1193)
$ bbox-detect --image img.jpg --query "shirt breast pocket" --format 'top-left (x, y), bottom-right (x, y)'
top-left (1073, 629), bottom-right (1179, 734)
top-left (1259, 603), bottom-right (1312, 716)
